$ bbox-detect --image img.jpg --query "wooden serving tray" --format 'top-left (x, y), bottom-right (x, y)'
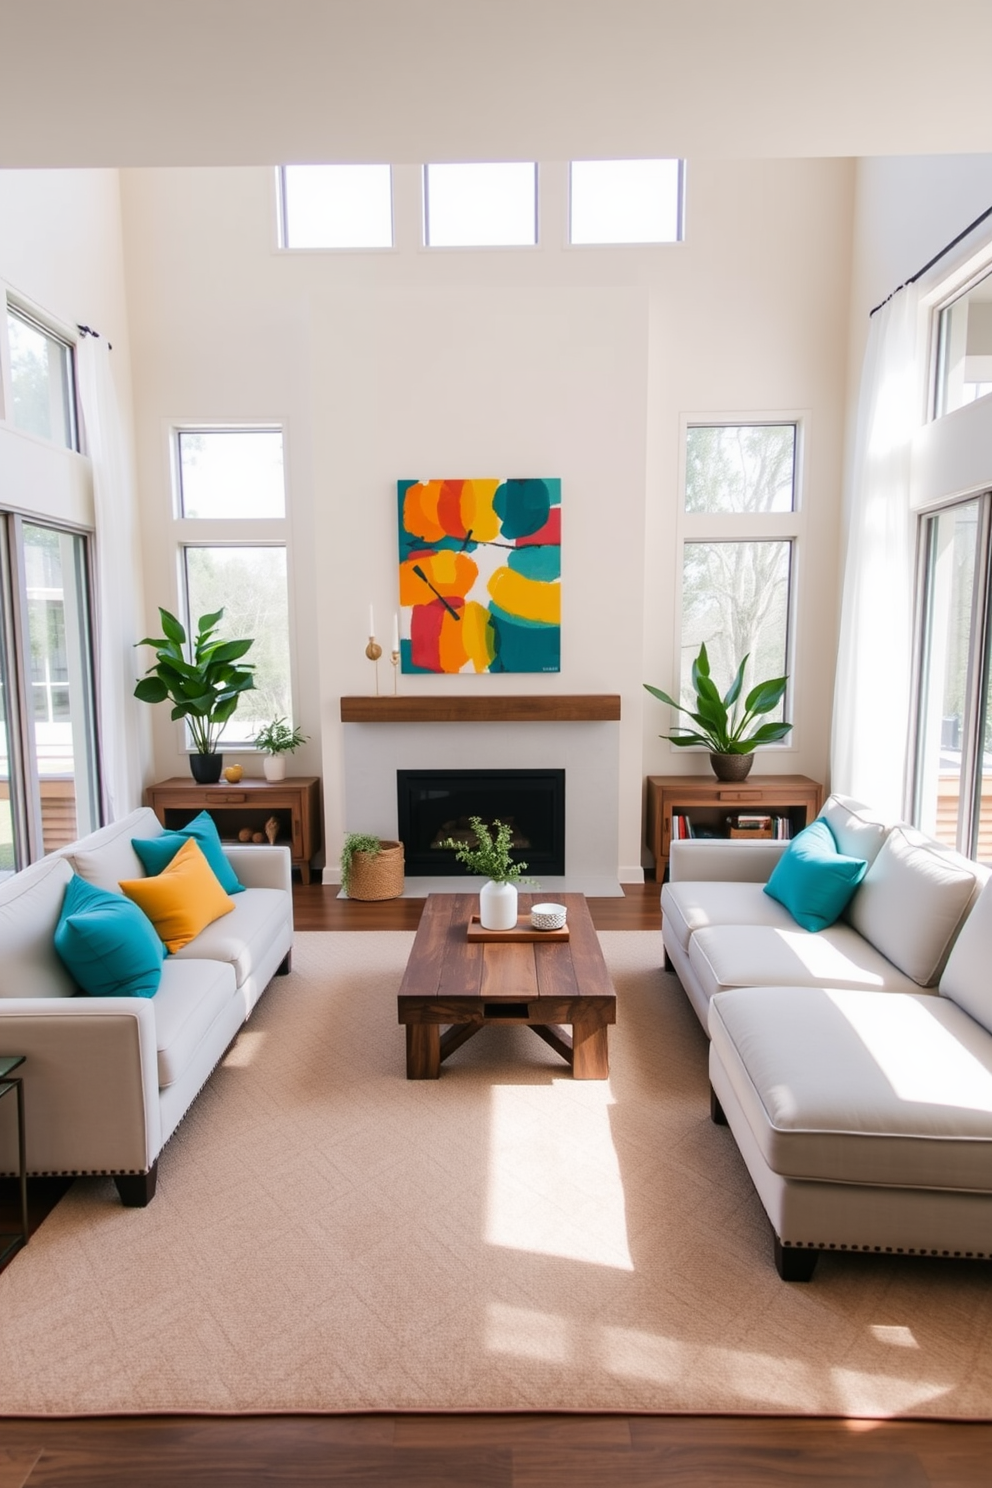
top-left (467, 914), bottom-right (570, 943)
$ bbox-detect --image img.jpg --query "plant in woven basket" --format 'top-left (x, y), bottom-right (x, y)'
top-left (439, 817), bottom-right (535, 885)
top-left (340, 833), bottom-right (383, 895)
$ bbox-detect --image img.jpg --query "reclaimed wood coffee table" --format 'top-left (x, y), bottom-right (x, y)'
top-left (397, 892), bottom-right (616, 1079)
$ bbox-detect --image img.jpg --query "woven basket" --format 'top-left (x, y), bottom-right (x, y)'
top-left (347, 840), bottom-right (405, 901)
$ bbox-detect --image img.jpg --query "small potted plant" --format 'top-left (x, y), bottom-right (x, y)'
top-left (340, 832), bottom-right (405, 901)
top-left (644, 642), bottom-right (792, 782)
top-left (134, 607), bottom-right (255, 784)
top-left (253, 717), bottom-right (308, 781)
top-left (440, 816), bottom-right (536, 930)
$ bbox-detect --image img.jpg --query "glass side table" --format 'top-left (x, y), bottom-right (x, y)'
top-left (0, 1055), bottom-right (28, 1264)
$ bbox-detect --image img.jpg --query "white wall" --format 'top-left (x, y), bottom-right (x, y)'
top-left (120, 157), bottom-right (854, 878)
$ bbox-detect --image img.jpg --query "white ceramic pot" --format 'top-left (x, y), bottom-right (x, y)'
top-left (262, 754), bottom-right (287, 782)
top-left (479, 879), bottom-right (518, 931)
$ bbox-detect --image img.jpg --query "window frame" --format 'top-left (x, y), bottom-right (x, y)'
top-left (168, 423), bottom-right (295, 753)
top-left (4, 300), bottom-right (80, 453)
top-left (422, 162), bottom-right (539, 250)
top-left (673, 415), bottom-right (805, 753)
top-left (275, 164), bottom-right (395, 253)
top-left (567, 158), bottom-right (686, 247)
top-left (910, 489), bottom-right (992, 858)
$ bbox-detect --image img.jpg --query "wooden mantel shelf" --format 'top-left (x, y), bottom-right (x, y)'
top-left (340, 695), bottom-right (621, 724)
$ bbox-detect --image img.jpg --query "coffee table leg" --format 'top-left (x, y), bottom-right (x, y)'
top-left (571, 1013), bottom-right (609, 1079)
top-left (406, 1023), bottom-right (441, 1079)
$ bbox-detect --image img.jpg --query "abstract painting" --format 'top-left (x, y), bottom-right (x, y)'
top-left (397, 479), bottom-right (561, 673)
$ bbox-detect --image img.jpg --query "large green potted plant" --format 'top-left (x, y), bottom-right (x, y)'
top-left (134, 607), bottom-right (256, 783)
top-left (644, 643), bottom-right (792, 781)
top-left (440, 815), bottom-right (536, 930)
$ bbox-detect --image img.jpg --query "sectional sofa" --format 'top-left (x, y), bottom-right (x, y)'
top-left (661, 793), bottom-right (992, 1279)
top-left (0, 806), bottom-right (293, 1206)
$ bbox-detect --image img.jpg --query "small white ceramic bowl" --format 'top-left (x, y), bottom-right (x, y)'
top-left (530, 902), bottom-right (568, 931)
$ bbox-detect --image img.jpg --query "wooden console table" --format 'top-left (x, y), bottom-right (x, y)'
top-left (145, 776), bottom-right (322, 883)
top-left (646, 773), bottom-right (823, 882)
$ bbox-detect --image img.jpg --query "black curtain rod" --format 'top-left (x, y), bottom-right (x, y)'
top-left (870, 200), bottom-right (992, 317)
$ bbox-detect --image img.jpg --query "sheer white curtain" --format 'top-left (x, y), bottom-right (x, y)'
top-left (77, 336), bottom-right (146, 822)
top-left (831, 284), bottom-right (923, 819)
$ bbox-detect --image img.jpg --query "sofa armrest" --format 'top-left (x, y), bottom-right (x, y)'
top-left (0, 999), bottom-right (161, 1175)
top-left (222, 843), bottom-right (292, 893)
top-left (669, 838), bottom-right (790, 883)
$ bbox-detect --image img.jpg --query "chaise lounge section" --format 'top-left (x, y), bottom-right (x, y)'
top-left (662, 793), bottom-right (992, 1279)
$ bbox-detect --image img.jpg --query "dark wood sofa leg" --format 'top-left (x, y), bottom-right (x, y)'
top-left (277, 949), bottom-right (292, 976)
top-left (114, 1162), bottom-right (158, 1208)
top-left (774, 1233), bottom-right (818, 1282)
top-left (710, 1084), bottom-right (728, 1125)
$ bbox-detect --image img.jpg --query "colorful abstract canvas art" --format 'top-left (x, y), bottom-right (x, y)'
top-left (397, 479), bottom-right (561, 674)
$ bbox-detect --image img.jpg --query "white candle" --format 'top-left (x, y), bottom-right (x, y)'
top-left (369, 604), bottom-right (375, 637)
top-left (392, 613), bottom-right (399, 652)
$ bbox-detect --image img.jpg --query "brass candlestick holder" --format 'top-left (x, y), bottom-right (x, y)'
top-left (390, 649), bottom-right (400, 694)
top-left (365, 635), bottom-right (383, 695)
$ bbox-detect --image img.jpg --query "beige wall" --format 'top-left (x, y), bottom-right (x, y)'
top-left (120, 157), bottom-right (855, 877)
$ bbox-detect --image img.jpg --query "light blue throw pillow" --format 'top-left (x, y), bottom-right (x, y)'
top-left (54, 873), bottom-right (165, 998)
top-left (131, 810), bottom-right (244, 895)
top-left (763, 817), bottom-right (868, 932)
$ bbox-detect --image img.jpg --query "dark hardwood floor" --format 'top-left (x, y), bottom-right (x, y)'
top-left (3, 881), bottom-right (988, 1485)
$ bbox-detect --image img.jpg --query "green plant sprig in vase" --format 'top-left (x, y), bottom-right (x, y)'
top-left (253, 716), bottom-right (308, 780)
top-left (644, 642), bottom-right (792, 782)
top-left (440, 816), bottom-right (536, 931)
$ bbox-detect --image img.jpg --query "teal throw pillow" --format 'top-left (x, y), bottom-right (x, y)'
top-left (763, 817), bottom-right (868, 932)
top-left (131, 810), bottom-right (244, 895)
top-left (54, 873), bottom-right (165, 998)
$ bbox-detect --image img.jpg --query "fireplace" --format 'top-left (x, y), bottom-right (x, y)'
top-left (397, 768), bottom-right (565, 877)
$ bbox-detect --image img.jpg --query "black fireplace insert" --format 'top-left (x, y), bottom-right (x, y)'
top-left (397, 768), bottom-right (565, 876)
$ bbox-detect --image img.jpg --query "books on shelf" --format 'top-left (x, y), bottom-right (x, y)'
top-left (672, 811), bottom-right (794, 842)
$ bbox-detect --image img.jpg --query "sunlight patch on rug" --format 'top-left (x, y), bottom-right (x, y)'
top-left (484, 1078), bottom-right (633, 1270)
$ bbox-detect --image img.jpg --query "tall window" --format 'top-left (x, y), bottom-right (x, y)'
top-left (6, 304), bottom-right (78, 450)
top-left (0, 517), bottom-right (99, 874)
top-left (913, 493), bottom-right (992, 860)
top-left (172, 427), bottom-right (292, 747)
top-left (678, 423), bottom-right (799, 725)
top-left (423, 163), bottom-right (538, 247)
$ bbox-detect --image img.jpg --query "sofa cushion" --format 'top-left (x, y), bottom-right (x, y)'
top-left (0, 853), bottom-right (77, 1000)
top-left (661, 880), bottom-right (797, 956)
top-left (120, 839), bottom-right (234, 953)
top-left (688, 922), bottom-right (922, 1006)
top-left (132, 810), bottom-right (244, 896)
top-left (154, 957), bottom-right (239, 1087)
top-left (818, 793), bottom-right (889, 868)
top-left (169, 886), bottom-right (290, 988)
top-left (54, 874), bottom-right (164, 998)
top-left (63, 807), bottom-right (164, 893)
top-left (763, 818), bottom-right (867, 931)
top-left (940, 876), bottom-right (992, 1033)
top-left (709, 984), bottom-right (992, 1192)
top-left (847, 825), bottom-right (979, 986)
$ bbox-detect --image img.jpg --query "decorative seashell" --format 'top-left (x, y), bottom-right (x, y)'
top-left (264, 815), bottom-right (279, 844)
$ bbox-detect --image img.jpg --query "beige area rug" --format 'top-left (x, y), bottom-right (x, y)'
top-left (2, 930), bottom-right (992, 1418)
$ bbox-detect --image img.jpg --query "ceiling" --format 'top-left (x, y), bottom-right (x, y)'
top-left (2, 1), bottom-right (992, 168)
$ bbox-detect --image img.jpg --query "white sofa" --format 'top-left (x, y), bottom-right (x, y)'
top-left (0, 807), bottom-right (293, 1206)
top-left (662, 793), bottom-right (992, 1279)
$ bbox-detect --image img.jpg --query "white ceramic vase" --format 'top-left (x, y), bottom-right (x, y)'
top-left (479, 879), bottom-right (518, 931)
top-left (263, 754), bottom-right (287, 782)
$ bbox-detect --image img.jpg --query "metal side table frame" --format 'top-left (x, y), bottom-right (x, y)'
top-left (0, 1055), bottom-right (28, 1263)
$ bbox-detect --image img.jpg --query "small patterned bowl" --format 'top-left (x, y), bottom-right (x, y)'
top-left (530, 902), bottom-right (568, 931)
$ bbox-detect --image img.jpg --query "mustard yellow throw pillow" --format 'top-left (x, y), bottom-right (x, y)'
top-left (120, 837), bottom-right (234, 953)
